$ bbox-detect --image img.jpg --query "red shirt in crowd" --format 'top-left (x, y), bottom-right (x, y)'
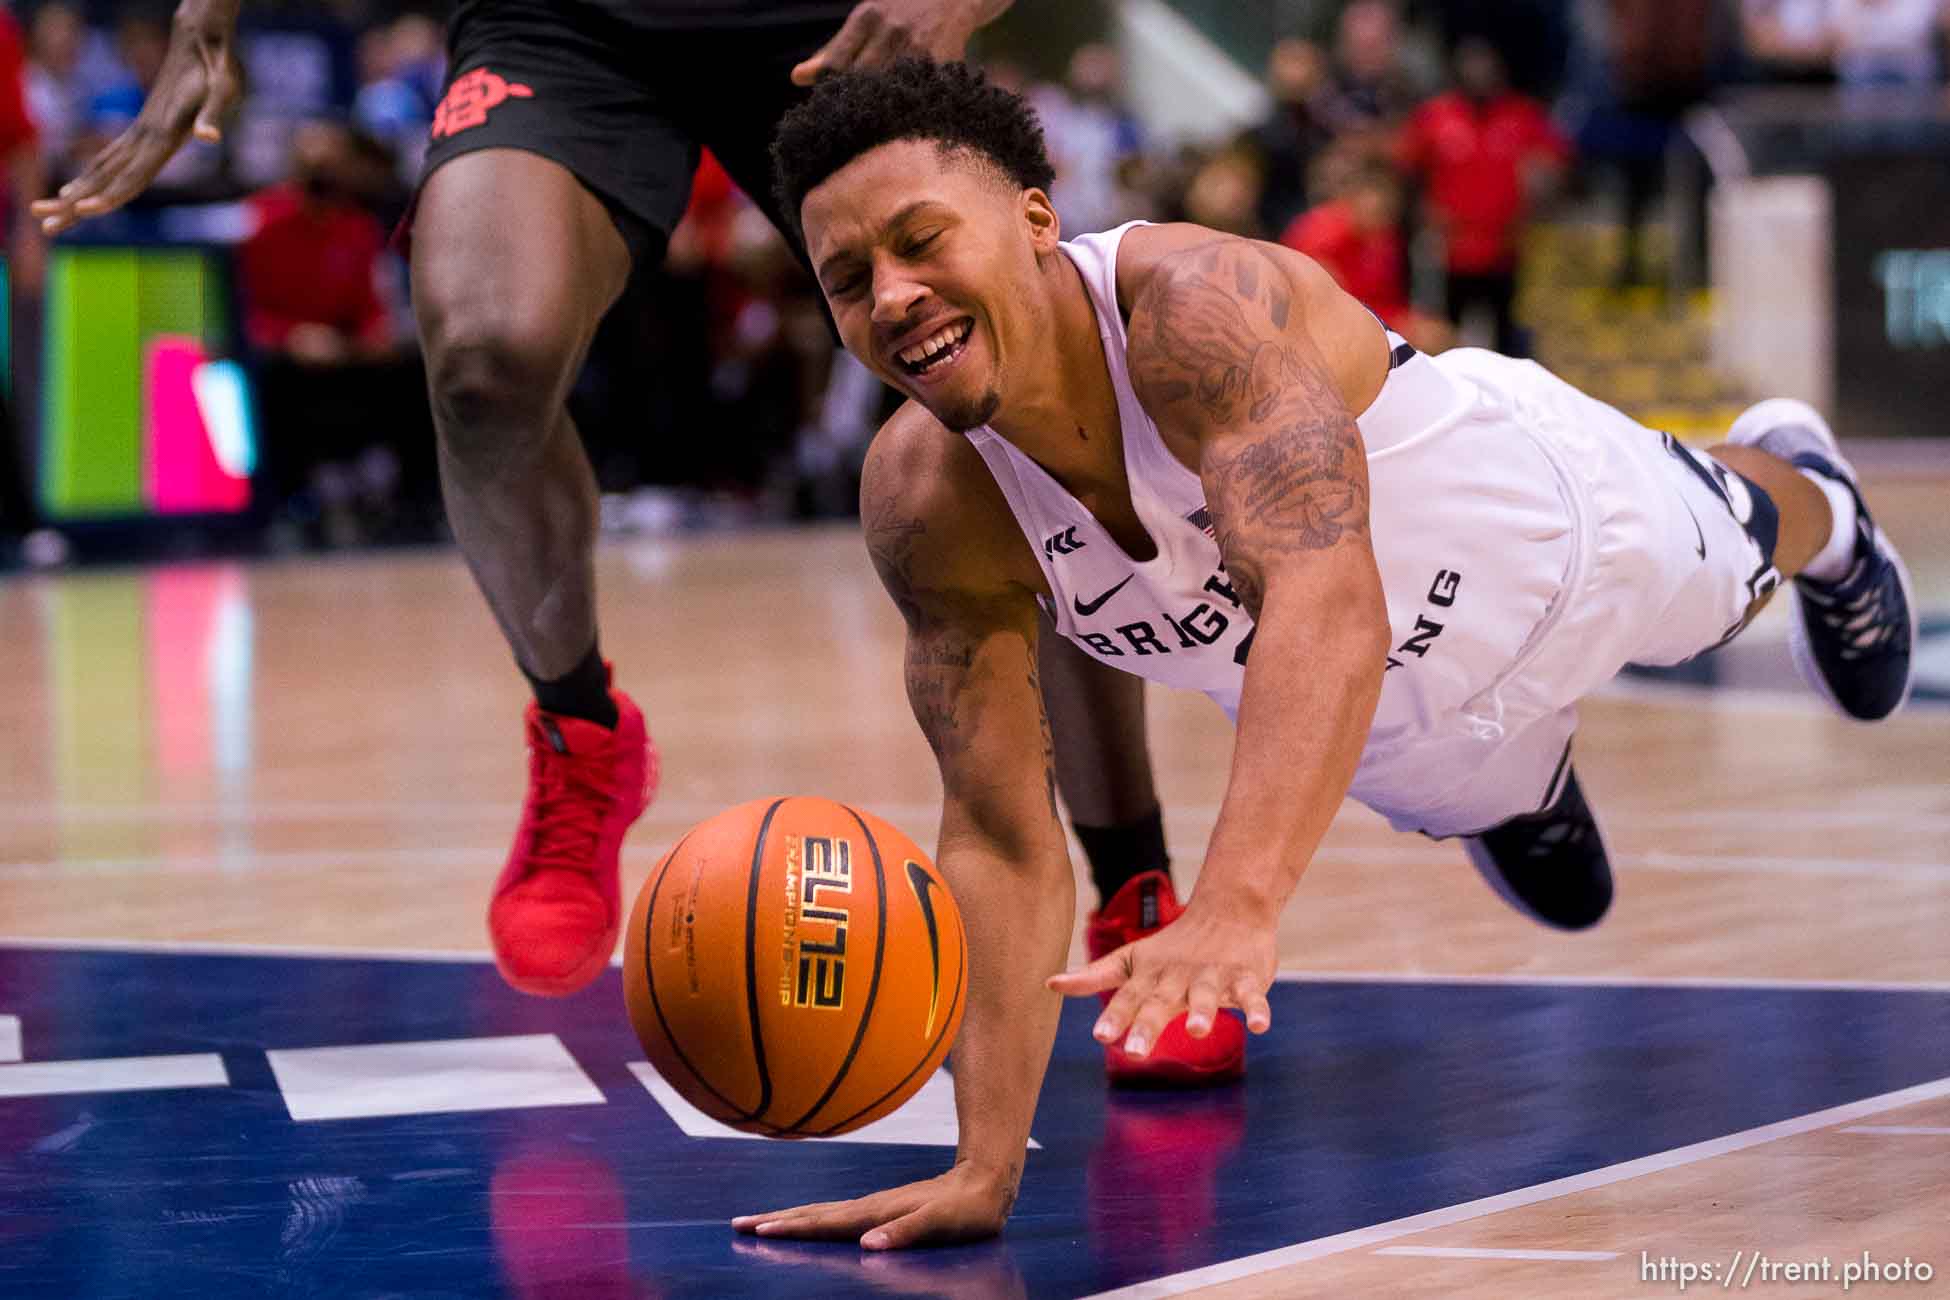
top-left (0, 9), bottom-right (38, 226)
top-left (1397, 91), bottom-right (1569, 275)
top-left (238, 185), bottom-right (390, 351)
top-left (1281, 199), bottom-right (1411, 330)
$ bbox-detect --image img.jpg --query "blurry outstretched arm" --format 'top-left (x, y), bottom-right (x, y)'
top-left (1051, 236), bottom-right (1390, 1054)
top-left (33, 0), bottom-right (244, 235)
top-left (734, 420), bottom-right (1071, 1249)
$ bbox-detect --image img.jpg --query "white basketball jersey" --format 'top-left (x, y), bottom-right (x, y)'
top-left (964, 222), bottom-right (1584, 832)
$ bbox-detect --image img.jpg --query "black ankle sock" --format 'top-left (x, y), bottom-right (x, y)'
top-left (1074, 806), bottom-right (1170, 905)
top-left (523, 641), bottom-right (618, 728)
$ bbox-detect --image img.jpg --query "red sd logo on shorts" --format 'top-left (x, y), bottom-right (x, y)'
top-left (430, 68), bottom-right (535, 140)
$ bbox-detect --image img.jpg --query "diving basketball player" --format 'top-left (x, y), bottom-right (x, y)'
top-left (32, 2), bottom-right (1251, 1087)
top-left (731, 60), bottom-right (1917, 1247)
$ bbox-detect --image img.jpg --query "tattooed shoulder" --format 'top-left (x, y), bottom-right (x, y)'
top-left (1124, 238), bottom-right (1371, 601)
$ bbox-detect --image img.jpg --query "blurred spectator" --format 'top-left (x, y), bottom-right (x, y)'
top-left (353, 12), bottom-right (442, 188)
top-left (1828, 0), bottom-right (1945, 89)
top-left (23, 1), bottom-right (89, 177)
top-left (1398, 35), bottom-right (1568, 354)
top-left (239, 120), bottom-right (430, 545)
top-left (1180, 144), bottom-right (1266, 238)
top-left (1418, 0), bottom-right (1572, 96)
top-left (1740, 0), bottom-right (1839, 82)
top-left (1034, 42), bottom-right (1147, 236)
top-left (1243, 38), bottom-right (1338, 237)
top-left (1330, 0), bottom-right (1425, 140)
top-left (1561, 0), bottom-right (1724, 287)
top-left (240, 121), bottom-right (395, 358)
top-left (579, 153), bottom-right (838, 517)
top-left (1281, 154), bottom-right (1452, 353)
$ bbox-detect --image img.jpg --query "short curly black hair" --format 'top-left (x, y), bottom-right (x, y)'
top-left (771, 59), bottom-right (1056, 248)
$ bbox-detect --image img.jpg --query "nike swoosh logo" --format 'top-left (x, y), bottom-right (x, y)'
top-left (1072, 575), bottom-right (1134, 617)
top-left (1681, 499), bottom-right (1707, 560)
top-left (904, 860), bottom-right (944, 1039)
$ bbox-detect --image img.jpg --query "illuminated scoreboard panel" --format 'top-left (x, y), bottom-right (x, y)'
top-left (1829, 153), bottom-right (1950, 440)
top-left (40, 246), bottom-right (256, 520)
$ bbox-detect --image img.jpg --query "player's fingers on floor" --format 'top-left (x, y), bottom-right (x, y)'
top-left (1231, 972), bottom-right (1272, 1032)
top-left (748, 1207), bottom-right (879, 1241)
top-left (1123, 970), bottom-right (1191, 1056)
top-left (859, 1203), bottom-right (950, 1251)
top-left (732, 1199), bottom-right (849, 1231)
top-left (1184, 971), bottom-right (1224, 1037)
top-left (1092, 972), bottom-right (1156, 1042)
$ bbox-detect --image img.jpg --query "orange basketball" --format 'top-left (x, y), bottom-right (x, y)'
top-left (623, 796), bottom-right (967, 1137)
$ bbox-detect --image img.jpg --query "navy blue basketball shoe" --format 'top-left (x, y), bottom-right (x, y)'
top-left (1462, 765), bottom-right (1614, 931)
top-left (1726, 399), bottom-right (1916, 721)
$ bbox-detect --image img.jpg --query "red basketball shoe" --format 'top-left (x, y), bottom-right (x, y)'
top-left (489, 682), bottom-right (656, 997)
top-left (1085, 870), bottom-right (1247, 1086)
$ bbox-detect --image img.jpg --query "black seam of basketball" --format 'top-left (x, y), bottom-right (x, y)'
top-left (642, 833), bottom-right (752, 1122)
top-left (810, 860), bottom-right (965, 1137)
top-left (782, 806), bottom-right (889, 1134)
top-left (742, 798), bottom-right (785, 1124)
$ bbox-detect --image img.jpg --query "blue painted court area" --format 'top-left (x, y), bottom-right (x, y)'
top-left (3, 946), bottom-right (1949, 1298)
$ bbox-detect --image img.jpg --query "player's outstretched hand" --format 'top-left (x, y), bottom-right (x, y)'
top-left (732, 1160), bottom-right (1015, 1250)
top-left (32, 0), bottom-right (243, 235)
top-left (791, 0), bottom-right (1011, 86)
top-left (1047, 897), bottom-right (1276, 1058)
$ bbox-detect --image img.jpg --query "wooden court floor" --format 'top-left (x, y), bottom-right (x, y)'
top-left (1, 467), bottom-right (1946, 1297)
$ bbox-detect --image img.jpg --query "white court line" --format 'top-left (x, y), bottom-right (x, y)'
top-left (1840, 1125), bottom-right (1950, 1136)
top-left (1373, 1246), bottom-right (1619, 1262)
top-left (0, 1053), bottom-right (229, 1100)
top-left (0, 1015), bottom-right (18, 1062)
top-left (7, 939), bottom-right (1950, 991)
top-left (1272, 969), bottom-right (1950, 994)
top-left (1082, 1073), bottom-right (1950, 1299)
top-left (268, 1034), bottom-right (602, 1122)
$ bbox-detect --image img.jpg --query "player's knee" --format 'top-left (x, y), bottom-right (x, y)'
top-left (424, 314), bottom-right (574, 463)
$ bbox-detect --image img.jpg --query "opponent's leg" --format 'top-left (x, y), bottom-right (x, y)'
top-left (415, 148), bottom-right (630, 688)
top-left (1039, 623), bottom-right (1168, 903)
top-left (1038, 621), bottom-right (1244, 1084)
top-left (1720, 399), bottom-right (1915, 720)
top-left (413, 148), bottom-right (655, 995)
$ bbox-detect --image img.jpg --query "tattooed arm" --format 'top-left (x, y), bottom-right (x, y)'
top-left (735, 407), bottom-right (1072, 1250)
top-left (1051, 233), bottom-right (1391, 1056)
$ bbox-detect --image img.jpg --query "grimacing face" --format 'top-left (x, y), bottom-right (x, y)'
top-left (801, 139), bottom-right (1057, 433)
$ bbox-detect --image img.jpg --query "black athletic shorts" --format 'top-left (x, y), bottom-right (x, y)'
top-left (418, 0), bottom-right (854, 270)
